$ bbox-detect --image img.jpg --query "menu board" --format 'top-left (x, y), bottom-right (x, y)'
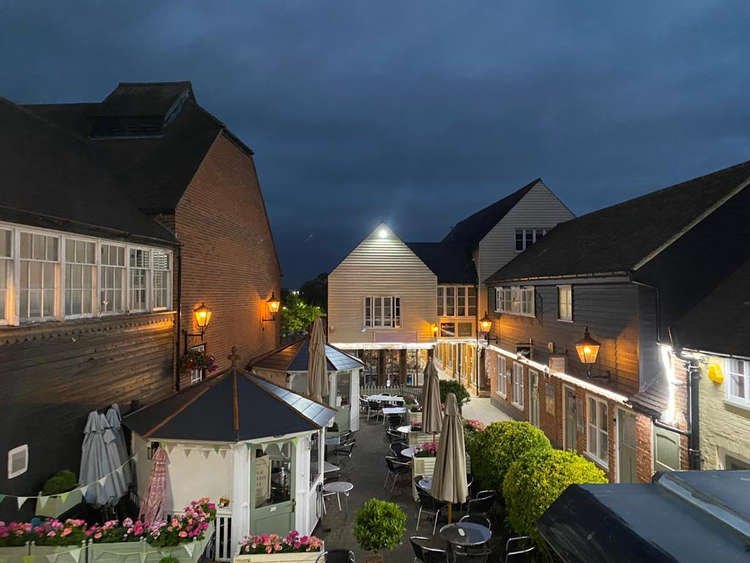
top-left (254, 454), bottom-right (271, 506)
top-left (549, 355), bottom-right (566, 375)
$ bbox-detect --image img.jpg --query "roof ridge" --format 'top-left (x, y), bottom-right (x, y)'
top-left (244, 372), bottom-right (328, 428)
top-left (246, 337), bottom-right (306, 368)
top-left (2, 96), bottom-right (91, 145)
top-left (450, 177), bottom-right (541, 228)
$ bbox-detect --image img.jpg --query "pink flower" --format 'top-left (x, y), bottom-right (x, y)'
top-left (179, 531), bottom-right (187, 538)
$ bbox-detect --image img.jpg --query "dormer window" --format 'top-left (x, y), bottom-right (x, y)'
top-left (515, 228), bottom-right (546, 252)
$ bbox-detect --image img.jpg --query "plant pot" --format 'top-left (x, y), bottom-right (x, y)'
top-left (0, 544), bottom-right (30, 563)
top-left (364, 554), bottom-right (384, 563)
top-left (234, 551), bottom-right (323, 562)
top-left (30, 542), bottom-right (86, 563)
top-left (36, 488), bottom-right (83, 518)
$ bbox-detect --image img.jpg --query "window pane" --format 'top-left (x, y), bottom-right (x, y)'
top-left (20, 233), bottom-right (31, 258)
top-left (457, 287), bottom-right (466, 316)
top-left (374, 297), bottom-right (382, 326)
top-left (33, 234), bottom-right (45, 260)
top-left (525, 230), bottom-right (533, 249)
top-left (46, 237), bottom-right (58, 261)
top-left (600, 430), bottom-right (608, 463)
top-left (468, 286), bottom-right (477, 316)
top-left (0, 230), bottom-right (11, 258)
top-left (588, 398), bottom-right (596, 425)
top-left (65, 240), bottom-right (75, 262)
top-left (437, 287), bottom-right (444, 316)
top-left (515, 229), bottom-right (523, 251)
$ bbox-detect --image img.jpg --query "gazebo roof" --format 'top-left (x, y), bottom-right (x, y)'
top-left (123, 363), bottom-right (336, 443)
top-left (249, 336), bottom-right (364, 372)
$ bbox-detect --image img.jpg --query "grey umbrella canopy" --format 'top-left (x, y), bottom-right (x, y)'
top-left (422, 359), bottom-right (442, 434)
top-left (431, 393), bottom-right (468, 516)
top-left (105, 404), bottom-right (131, 487)
top-left (80, 411), bottom-right (128, 507)
top-left (307, 317), bottom-right (329, 403)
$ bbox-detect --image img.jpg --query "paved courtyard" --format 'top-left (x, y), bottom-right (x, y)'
top-left (315, 403), bottom-right (509, 561)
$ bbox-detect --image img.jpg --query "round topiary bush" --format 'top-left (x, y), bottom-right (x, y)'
top-left (503, 449), bottom-right (608, 542)
top-left (438, 380), bottom-right (470, 410)
top-left (468, 420), bottom-right (551, 493)
top-left (42, 469), bottom-right (77, 495)
top-left (354, 498), bottom-right (407, 557)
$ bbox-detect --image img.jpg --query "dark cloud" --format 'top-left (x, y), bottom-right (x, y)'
top-left (1, 0), bottom-right (748, 286)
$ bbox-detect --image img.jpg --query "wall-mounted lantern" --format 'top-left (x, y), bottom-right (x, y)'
top-left (479, 313), bottom-right (497, 343)
top-left (183, 303), bottom-right (212, 352)
top-left (431, 323), bottom-right (438, 337)
top-left (575, 326), bottom-right (603, 378)
top-left (262, 292), bottom-right (281, 329)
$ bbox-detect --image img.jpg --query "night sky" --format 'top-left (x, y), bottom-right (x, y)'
top-left (2, 2), bottom-right (748, 288)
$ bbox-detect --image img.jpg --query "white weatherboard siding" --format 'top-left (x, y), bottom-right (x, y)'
top-left (477, 180), bottom-right (574, 284)
top-left (328, 226), bottom-right (437, 345)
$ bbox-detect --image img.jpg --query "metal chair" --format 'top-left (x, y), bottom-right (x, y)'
top-left (466, 490), bottom-right (495, 516)
top-left (367, 400), bottom-right (383, 421)
top-left (459, 513), bottom-right (491, 530)
top-left (315, 549), bottom-right (355, 562)
top-left (390, 441), bottom-right (409, 461)
top-left (409, 536), bottom-right (449, 562)
top-left (505, 536), bottom-right (535, 562)
top-left (359, 397), bottom-right (369, 415)
top-left (384, 455), bottom-right (411, 493)
top-left (333, 441), bottom-right (355, 468)
top-left (415, 487), bottom-right (447, 534)
top-left (454, 545), bottom-right (493, 563)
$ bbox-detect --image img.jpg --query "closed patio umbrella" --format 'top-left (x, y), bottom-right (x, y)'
top-left (105, 404), bottom-right (131, 487)
top-left (421, 359), bottom-right (442, 435)
top-left (307, 317), bottom-right (328, 403)
top-left (80, 411), bottom-right (127, 507)
top-left (430, 393), bottom-right (468, 523)
top-left (139, 447), bottom-right (169, 523)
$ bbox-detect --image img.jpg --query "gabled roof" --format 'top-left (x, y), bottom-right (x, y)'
top-left (0, 97), bottom-right (176, 245)
top-left (538, 471), bottom-right (750, 562)
top-left (406, 242), bottom-right (477, 284)
top-left (441, 178), bottom-right (540, 247)
top-left (123, 366), bottom-right (336, 442)
top-left (672, 258), bottom-right (750, 358)
top-left (488, 160), bottom-right (750, 283)
top-left (249, 336), bottom-right (364, 372)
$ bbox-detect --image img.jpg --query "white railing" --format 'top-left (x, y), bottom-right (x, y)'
top-left (171, 508), bottom-right (232, 562)
top-left (361, 384), bottom-right (422, 400)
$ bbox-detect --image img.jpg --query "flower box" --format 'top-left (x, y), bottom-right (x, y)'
top-left (409, 411), bottom-right (422, 426)
top-left (235, 552), bottom-right (322, 562)
top-left (0, 544), bottom-right (30, 563)
top-left (412, 456), bottom-right (436, 500)
top-left (36, 489), bottom-right (84, 519)
top-left (30, 541), bottom-right (86, 563)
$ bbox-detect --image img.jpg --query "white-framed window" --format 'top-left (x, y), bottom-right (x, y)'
top-left (190, 368), bottom-right (203, 385)
top-left (515, 228), bottom-right (547, 252)
top-left (0, 221), bottom-right (173, 325)
top-left (457, 321), bottom-right (473, 337)
top-left (557, 285), bottom-right (573, 322)
top-left (363, 296), bottom-right (401, 328)
top-left (727, 358), bottom-right (750, 408)
top-left (64, 238), bottom-right (96, 318)
top-left (100, 244), bottom-right (126, 314)
top-left (7, 444), bottom-right (28, 479)
top-left (512, 362), bottom-right (525, 409)
top-left (440, 322), bottom-right (455, 337)
top-left (152, 249), bottom-right (171, 310)
top-left (0, 229), bottom-right (12, 324)
top-left (495, 286), bottom-right (535, 317)
top-left (19, 232), bottom-right (59, 321)
top-left (587, 395), bottom-right (609, 467)
top-left (128, 248), bottom-right (150, 312)
top-left (497, 356), bottom-right (507, 398)
top-left (437, 286), bottom-right (476, 317)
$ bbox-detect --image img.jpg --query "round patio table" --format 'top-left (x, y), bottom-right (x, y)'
top-left (323, 481), bottom-right (354, 511)
top-left (400, 446), bottom-right (416, 458)
top-left (418, 477), bottom-right (432, 491)
top-left (439, 522), bottom-right (492, 547)
top-left (396, 425), bottom-right (411, 434)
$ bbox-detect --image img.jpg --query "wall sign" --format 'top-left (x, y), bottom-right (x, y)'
top-left (549, 354), bottom-right (566, 375)
top-left (254, 454), bottom-right (271, 506)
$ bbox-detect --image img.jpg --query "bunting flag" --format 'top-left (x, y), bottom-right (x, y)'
top-left (183, 543), bottom-right (195, 557)
top-left (60, 492), bottom-right (69, 503)
top-left (37, 495), bottom-right (50, 510)
top-left (165, 443), bottom-right (175, 454)
top-left (17, 496), bottom-right (28, 510)
top-left (80, 485), bottom-right (89, 497)
top-left (213, 445), bottom-right (220, 453)
top-left (45, 553), bottom-right (58, 563)
top-left (69, 548), bottom-right (81, 563)
top-left (97, 476), bottom-right (108, 488)
top-left (183, 449), bottom-right (191, 458)
top-left (202, 450), bottom-right (210, 459)
top-left (0, 494), bottom-right (5, 503)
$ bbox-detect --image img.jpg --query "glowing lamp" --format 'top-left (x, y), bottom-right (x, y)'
top-left (267, 292), bottom-right (281, 314)
top-left (431, 323), bottom-right (438, 336)
top-left (575, 326), bottom-right (601, 368)
top-left (193, 303), bottom-right (212, 331)
top-left (479, 314), bottom-right (492, 333)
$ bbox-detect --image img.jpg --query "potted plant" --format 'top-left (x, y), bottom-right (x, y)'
top-left (236, 531), bottom-right (323, 561)
top-left (354, 498), bottom-right (406, 563)
top-left (37, 470), bottom-right (82, 518)
top-left (0, 521), bottom-right (32, 563)
top-left (179, 350), bottom-right (217, 374)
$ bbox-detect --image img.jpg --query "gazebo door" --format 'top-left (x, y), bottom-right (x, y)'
top-left (250, 440), bottom-right (296, 535)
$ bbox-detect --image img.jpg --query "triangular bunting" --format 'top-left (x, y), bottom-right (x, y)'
top-left (213, 445), bottom-right (220, 453)
top-left (183, 448), bottom-right (191, 458)
top-left (17, 496), bottom-right (28, 510)
top-left (202, 449), bottom-right (210, 459)
top-left (68, 548), bottom-right (81, 563)
top-left (45, 553), bottom-right (57, 563)
top-left (139, 554), bottom-right (147, 563)
top-left (60, 492), bottom-right (69, 503)
top-left (115, 466), bottom-right (124, 476)
top-left (165, 443), bottom-right (175, 454)
top-left (0, 494), bottom-right (6, 503)
top-left (37, 495), bottom-right (50, 510)
top-left (97, 476), bottom-right (108, 487)
top-left (80, 485), bottom-right (89, 497)
top-left (132, 453), bottom-right (139, 462)
top-left (183, 543), bottom-right (195, 557)
top-left (220, 449), bottom-right (227, 459)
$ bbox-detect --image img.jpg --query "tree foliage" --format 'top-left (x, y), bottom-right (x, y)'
top-left (280, 290), bottom-right (321, 337)
top-left (299, 272), bottom-right (328, 310)
top-left (438, 379), bottom-right (470, 410)
top-left (503, 448), bottom-right (607, 543)
top-left (467, 420), bottom-right (551, 493)
top-left (354, 498), bottom-right (406, 553)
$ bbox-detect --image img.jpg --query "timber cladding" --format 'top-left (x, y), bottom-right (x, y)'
top-left (0, 312), bottom-right (175, 519)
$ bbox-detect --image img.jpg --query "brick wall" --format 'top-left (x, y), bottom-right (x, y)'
top-left (175, 132), bottom-right (281, 384)
top-left (635, 412), bottom-right (654, 482)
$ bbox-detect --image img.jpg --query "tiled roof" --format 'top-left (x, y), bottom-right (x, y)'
top-left (249, 336), bottom-right (364, 372)
top-left (406, 242), bottom-right (476, 284)
top-left (488, 160), bottom-right (750, 283)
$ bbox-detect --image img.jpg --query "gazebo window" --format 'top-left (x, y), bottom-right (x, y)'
top-left (309, 431), bottom-right (321, 486)
top-left (337, 371), bottom-right (351, 405)
top-left (255, 442), bottom-right (292, 508)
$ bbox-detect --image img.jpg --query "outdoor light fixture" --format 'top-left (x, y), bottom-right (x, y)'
top-left (431, 323), bottom-right (438, 337)
top-left (183, 303), bottom-right (212, 350)
top-left (262, 292), bottom-right (281, 329)
top-left (378, 227), bottom-right (388, 238)
top-left (479, 313), bottom-right (497, 343)
top-left (576, 326), bottom-right (603, 378)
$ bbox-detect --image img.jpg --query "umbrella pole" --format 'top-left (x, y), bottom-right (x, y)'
top-left (447, 503), bottom-right (452, 524)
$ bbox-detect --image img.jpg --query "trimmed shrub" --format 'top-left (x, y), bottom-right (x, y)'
top-left (503, 449), bottom-right (608, 543)
top-left (354, 498), bottom-right (406, 554)
top-left (42, 470), bottom-right (77, 495)
top-left (468, 421), bottom-right (551, 493)
top-left (438, 380), bottom-right (470, 410)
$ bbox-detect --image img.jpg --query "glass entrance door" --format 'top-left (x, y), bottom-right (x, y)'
top-left (251, 440), bottom-right (296, 535)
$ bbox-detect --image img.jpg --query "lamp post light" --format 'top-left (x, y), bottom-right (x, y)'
top-left (575, 326), bottom-right (604, 379)
top-left (479, 313), bottom-right (496, 343)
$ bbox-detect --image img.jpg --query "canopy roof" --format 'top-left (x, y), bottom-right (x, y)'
top-left (123, 367), bottom-right (336, 443)
top-left (538, 470), bottom-right (750, 562)
top-left (249, 336), bottom-right (364, 372)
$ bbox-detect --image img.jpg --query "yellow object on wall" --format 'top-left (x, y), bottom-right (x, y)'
top-left (707, 363), bottom-right (724, 384)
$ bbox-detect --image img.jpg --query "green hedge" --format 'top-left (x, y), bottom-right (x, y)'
top-left (468, 421), bottom-right (551, 493)
top-left (438, 380), bottom-right (470, 409)
top-left (503, 449), bottom-right (608, 543)
top-left (42, 470), bottom-right (77, 495)
top-left (354, 498), bottom-right (406, 554)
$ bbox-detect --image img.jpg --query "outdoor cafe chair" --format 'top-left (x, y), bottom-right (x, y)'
top-left (385, 428), bottom-right (404, 444)
top-left (384, 455), bottom-right (411, 493)
top-left (453, 545), bottom-right (493, 563)
top-left (315, 549), bottom-right (355, 562)
top-left (333, 441), bottom-right (355, 467)
top-left (367, 400), bottom-right (383, 422)
top-left (504, 536), bottom-right (535, 562)
top-left (359, 397), bottom-right (369, 414)
top-left (466, 490), bottom-right (495, 517)
top-left (459, 514), bottom-right (492, 531)
top-left (416, 487), bottom-right (447, 535)
top-left (410, 536), bottom-right (449, 563)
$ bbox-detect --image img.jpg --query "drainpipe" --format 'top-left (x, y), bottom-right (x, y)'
top-left (475, 280), bottom-right (481, 395)
top-left (174, 245), bottom-right (183, 392)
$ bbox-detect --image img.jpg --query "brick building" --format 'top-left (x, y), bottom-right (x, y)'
top-left (0, 82), bottom-right (280, 518)
top-left (483, 160), bottom-right (750, 482)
